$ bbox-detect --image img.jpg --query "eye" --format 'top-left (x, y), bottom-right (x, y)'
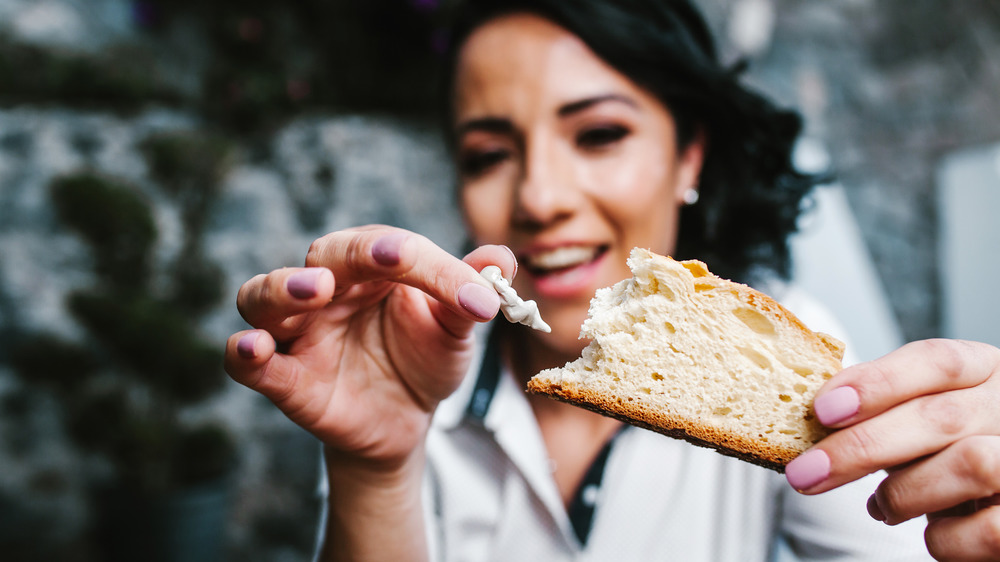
top-left (459, 148), bottom-right (509, 177)
top-left (576, 125), bottom-right (629, 149)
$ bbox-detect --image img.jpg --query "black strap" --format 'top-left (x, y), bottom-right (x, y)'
top-left (464, 324), bottom-right (502, 422)
top-left (567, 428), bottom-right (626, 546)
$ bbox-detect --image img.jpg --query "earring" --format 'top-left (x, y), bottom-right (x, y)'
top-left (682, 188), bottom-right (700, 205)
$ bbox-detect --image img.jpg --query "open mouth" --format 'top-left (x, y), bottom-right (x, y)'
top-left (521, 244), bottom-right (610, 277)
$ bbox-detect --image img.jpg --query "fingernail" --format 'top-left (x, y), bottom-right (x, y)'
top-left (501, 245), bottom-right (518, 278)
top-left (867, 493), bottom-right (886, 522)
top-left (814, 386), bottom-right (860, 426)
top-left (288, 269), bottom-right (322, 299)
top-left (373, 232), bottom-right (408, 266)
top-left (458, 283), bottom-right (500, 320)
top-left (237, 332), bottom-right (259, 359)
top-left (785, 449), bottom-right (830, 491)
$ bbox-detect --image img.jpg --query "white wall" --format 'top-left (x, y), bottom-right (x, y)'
top-left (937, 142), bottom-right (1000, 348)
top-left (789, 139), bottom-right (905, 363)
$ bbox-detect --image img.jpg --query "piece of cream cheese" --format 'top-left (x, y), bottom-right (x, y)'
top-left (479, 266), bottom-right (551, 333)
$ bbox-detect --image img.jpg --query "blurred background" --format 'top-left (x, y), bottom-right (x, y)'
top-left (0, 0), bottom-right (997, 560)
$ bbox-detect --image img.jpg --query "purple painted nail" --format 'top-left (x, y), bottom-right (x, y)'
top-left (501, 245), bottom-right (518, 278)
top-left (372, 232), bottom-right (408, 266)
top-left (237, 332), bottom-right (259, 359)
top-left (288, 269), bottom-right (322, 299)
top-left (458, 283), bottom-right (500, 320)
top-left (814, 386), bottom-right (860, 426)
top-left (785, 449), bottom-right (830, 491)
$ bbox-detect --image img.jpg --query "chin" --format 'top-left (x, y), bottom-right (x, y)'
top-left (534, 308), bottom-right (590, 356)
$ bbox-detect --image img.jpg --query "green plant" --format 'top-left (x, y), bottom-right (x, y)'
top-left (9, 135), bottom-right (236, 496)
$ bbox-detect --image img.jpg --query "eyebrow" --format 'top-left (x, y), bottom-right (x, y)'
top-left (454, 93), bottom-right (638, 139)
top-left (454, 117), bottom-right (515, 139)
top-left (557, 94), bottom-right (638, 116)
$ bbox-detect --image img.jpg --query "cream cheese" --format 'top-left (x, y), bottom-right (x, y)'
top-left (479, 265), bottom-right (551, 333)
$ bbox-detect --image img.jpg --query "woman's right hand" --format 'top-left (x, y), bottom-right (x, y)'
top-left (223, 226), bottom-right (515, 470)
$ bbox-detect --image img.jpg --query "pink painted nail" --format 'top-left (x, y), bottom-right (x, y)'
top-left (814, 386), bottom-right (860, 426)
top-left (785, 449), bottom-right (830, 491)
top-left (288, 269), bottom-right (322, 299)
top-left (458, 283), bottom-right (500, 320)
top-left (372, 232), bottom-right (408, 266)
top-left (237, 332), bottom-right (259, 359)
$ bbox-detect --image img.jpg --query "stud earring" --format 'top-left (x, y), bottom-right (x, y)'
top-left (682, 188), bottom-right (700, 205)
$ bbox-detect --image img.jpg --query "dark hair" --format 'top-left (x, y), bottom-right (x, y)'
top-left (443, 0), bottom-right (821, 284)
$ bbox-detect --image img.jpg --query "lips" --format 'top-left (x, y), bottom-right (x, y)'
top-left (519, 243), bottom-right (610, 298)
top-left (522, 245), bottom-right (605, 274)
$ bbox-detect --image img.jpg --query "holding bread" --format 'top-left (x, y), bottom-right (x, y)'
top-left (529, 248), bottom-right (843, 470)
top-left (223, 0), bottom-right (1000, 560)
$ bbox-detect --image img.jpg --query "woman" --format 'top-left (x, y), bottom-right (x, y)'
top-left (224, 1), bottom-right (1000, 560)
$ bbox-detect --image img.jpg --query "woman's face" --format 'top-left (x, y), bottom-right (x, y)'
top-left (453, 13), bottom-right (705, 353)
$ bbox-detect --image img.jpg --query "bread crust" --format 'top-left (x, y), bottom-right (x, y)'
top-left (527, 377), bottom-right (799, 472)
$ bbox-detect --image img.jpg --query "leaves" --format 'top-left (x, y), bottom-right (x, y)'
top-left (49, 173), bottom-right (157, 292)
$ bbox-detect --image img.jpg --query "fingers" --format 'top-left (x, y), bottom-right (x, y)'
top-left (237, 267), bottom-right (335, 335)
top-left (224, 329), bottom-right (292, 400)
top-left (305, 227), bottom-right (503, 323)
top-left (867, 436), bottom-right (1000, 526)
top-left (788, 383), bottom-right (996, 493)
top-left (786, 340), bottom-right (1000, 494)
top-left (463, 243), bottom-right (518, 282)
top-left (812, 339), bottom-right (999, 428)
top-left (925, 507), bottom-right (1000, 561)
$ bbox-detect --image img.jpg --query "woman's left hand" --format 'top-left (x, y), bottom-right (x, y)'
top-left (786, 339), bottom-right (1000, 561)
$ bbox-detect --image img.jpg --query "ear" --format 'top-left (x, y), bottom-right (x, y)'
top-left (674, 127), bottom-right (707, 205)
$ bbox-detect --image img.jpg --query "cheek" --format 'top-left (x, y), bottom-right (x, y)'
top-left (589, 152), bottom-right (680, 245)
top-left (460, 183), bottom-right (511, 244)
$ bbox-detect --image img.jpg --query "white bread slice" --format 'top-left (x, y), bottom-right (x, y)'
top-left (527, 248), bottom-right (845, 471)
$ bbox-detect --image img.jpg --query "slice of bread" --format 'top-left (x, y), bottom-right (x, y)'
top-left (527, 248), bottom-right (845, 471)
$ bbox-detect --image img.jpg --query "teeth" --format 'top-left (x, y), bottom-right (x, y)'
top-left (526, 246), bottom-right (599, 271)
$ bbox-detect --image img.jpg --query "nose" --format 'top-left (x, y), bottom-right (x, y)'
top-left (512, 135), bottom-right (578, 229)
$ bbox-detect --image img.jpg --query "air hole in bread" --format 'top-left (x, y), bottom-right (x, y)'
top-left (733, 307), bottom-right (776, 336)
top-left (794, 383), bottom-right (807, 394)
top-left (694, 282), bottom-right (714, 292)
top-left (738, 347), bottom-right (771, 370)
top-left (682, 261), bottom-right (710, 277)
top-left (651, 372), bottom-right (664, 381)
top-left (659, 285), bottom-right (676, 301)
top-left (713, 407), bottom-right (732, 416)
top-left (664, 322), bottom-right (676, 334)
top-left (778, 394), bottom-right (792, 402)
